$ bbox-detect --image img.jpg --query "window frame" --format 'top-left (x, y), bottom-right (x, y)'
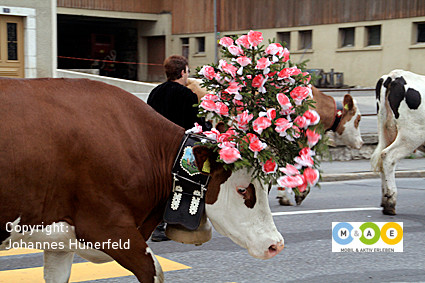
top-left (299, 30), bottom-right (312, 50)
top-left (366, 25), bottom-right (381, 46)
top-left (339, 27), bottom-right (355, 48)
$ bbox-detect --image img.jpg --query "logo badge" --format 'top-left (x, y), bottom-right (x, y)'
top-left (332, 222), bottom-right (403, 252)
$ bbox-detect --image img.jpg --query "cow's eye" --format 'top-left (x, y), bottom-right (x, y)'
top-left (237, 187), bottom-right (247, 195)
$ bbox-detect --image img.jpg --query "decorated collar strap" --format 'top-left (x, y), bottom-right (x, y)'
top-left (164, 134), bottom-right (214, 230)
top-left (329, 101), bottom-right (344, 132)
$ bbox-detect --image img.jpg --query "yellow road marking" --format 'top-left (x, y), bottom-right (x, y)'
top-left (0, 249), bottom-right (191, 282)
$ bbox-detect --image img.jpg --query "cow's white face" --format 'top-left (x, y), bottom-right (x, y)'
top-left (205, 169), bottom-right (284, 259)
top-left (334, 95), bottom-right (363, 149)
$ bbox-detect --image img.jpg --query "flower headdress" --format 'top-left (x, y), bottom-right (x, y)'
top-left (189, 30), bottom-right (327, 194)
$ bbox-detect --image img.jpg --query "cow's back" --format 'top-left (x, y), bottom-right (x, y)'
top-left (0, 78), bottom-right (183, 226)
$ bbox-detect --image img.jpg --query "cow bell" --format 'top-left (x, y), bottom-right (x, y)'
top-left (165, 213), bottom-right (212, 246)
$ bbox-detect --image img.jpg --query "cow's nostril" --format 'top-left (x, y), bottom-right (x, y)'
top-left (269, 245), bottom-right (278, 252)
top-left (265, 241), bottom-right (284, 258)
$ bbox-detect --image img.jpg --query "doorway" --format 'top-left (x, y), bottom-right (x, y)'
top-left (0, 15), bottom-right (24, 78)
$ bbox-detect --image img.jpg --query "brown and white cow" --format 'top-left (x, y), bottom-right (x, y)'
top-left (187, 79), bottom-right (364, 205)
top-left (277, 86), bottom-right (363, 205)
top-left (371, 70), bottom-right (425, 215)
top-left (0, 78), bottom-right (284, 283)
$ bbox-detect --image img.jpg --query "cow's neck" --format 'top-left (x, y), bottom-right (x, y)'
top-left (311, 86), bottom-right (337, 130)
top-left (329, 101), bottom-right (343, 132)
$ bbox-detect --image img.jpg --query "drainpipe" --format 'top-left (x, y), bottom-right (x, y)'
top-left (214, 0), bottom-right (218, 64)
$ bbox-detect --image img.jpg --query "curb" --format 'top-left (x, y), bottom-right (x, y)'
top-left (321, 170), bottom-right (425, 182)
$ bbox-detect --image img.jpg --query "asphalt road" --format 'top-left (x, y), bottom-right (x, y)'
top-left (1, 177), bottom-right (424, 282)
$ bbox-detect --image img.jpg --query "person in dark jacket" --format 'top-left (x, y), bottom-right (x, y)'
top-left (147, 55), bottom-right (207, 130)
top-left (147, 55), bottom-right (209, 242)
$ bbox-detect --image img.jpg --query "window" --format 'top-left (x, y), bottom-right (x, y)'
top-left (196, 37), bottom-right (205, 53)
top-left (299, 30), bottom-right (312, 50)
top-left (416, 22), bottom-right (425, 43)
top-left (366, 25), bottom-right (381, 46)
top-left (181, 38), bottom-right (189, 59)
top-left (277, 32), bottom-right (290, 50)
top-left (339, 27), bottom-right (355, 47)
top-left (7, 22), bottom-right (18, 60)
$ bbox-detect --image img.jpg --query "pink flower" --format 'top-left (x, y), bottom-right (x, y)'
top-left (290, 125), bottom-right (301, 140)
top-left (303, 110), bottom-right (320, 125)
top-left (265, 43), bottom-right (285, 63)
top-left (219, 60), bottom-right (238, 78)
top-left (255, 57), bottom-right (271, 70)
top-left (202, 94), bottom-right (219, 102)
top-left (235, 56), bottom-right (252, 76)
top-left (277, 175), bottom-right (305, 188)
top-left (267, 108), bottom-right (276, 120)
top-left (228, 45), bottom-right (244, 56)
top-left (290, 86), bottom-right (311, 105)
top-left (217, 130), bottom-right (235, 143)
top-left (300, 147), bottom-right (315, 157)
top-left (248, 30), bottom-right (263, 47)
top-left (235, 110), bottom-right (254, 131)
top-left (262, 159), bottom-right (277, 174)
top-left (199, 65), bottom-right (216, 80)
top-left (297, 177), bottom-right (308, 192)
top-left (236, 56), bottom-right (251, 67)
top-left (236, 35), bottom-right (250, 48)
top-left (294, 148), bottom-right (314, 168)
top-left (203, 128), bottom-right (221, 140)
top-left (268, 71), bottom-right (277, 78)
top-left (275, 118), bottom-right (292, 136)
top-left (219, 37), bottom-right (234, 47)
top-left (215, 73), bottom-right (225, 84)
top-left (282, 107), bottom-right (296, 116)
top-left (302, 72), bottom-right (311, 84)
top-left (253, 116), bottom-right (272, 135)
top-left (281, 48), bottom-right (290, 62)
top-left (225, 128), bottom-right (237, 137)
top-left (219, 146), bottom-right (242, 164)
top-left (186, 122), bottom-right (203, 134)
top-left (252, 74), bottom-right (266, 87)
top-left (265, 43), bottom-right (284, 56)
top-left (200, 99), bottom-right (217, 111)
top-left (215, 101), bottom-right (229, 116)
top-left (279, 164), bottom-right (300, 176)
top-left (278, 67), bottom-right (302, 79)
top-left (226, 81), bottom-right (243, 95)
top-left (249, 139), bottom-right (267, 153)
top-left (201, 94), bottom-right (219, 101)
top-left (243, 132), bottom-right (259, 145)
top-left (233, 99), bottom-right (245, 111)
top-left (252, 74), bottom-right (267, 93)
top-left (303, 167), bottom-right (319, 186)
top-left (306, 129), bottom-right (321, 147)
top-left (294, 116), bottom-right (308, 129)
top-left (277, 93), bottom-right (293, 111)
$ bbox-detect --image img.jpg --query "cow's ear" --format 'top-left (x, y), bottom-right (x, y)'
top-left (343, 94), bottom-right (354, 112)
top-left (193, 145), bottom-right (215, 174)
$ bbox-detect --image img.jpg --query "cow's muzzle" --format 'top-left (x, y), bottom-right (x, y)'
top-left (265, 240), bottom-right (284, 258)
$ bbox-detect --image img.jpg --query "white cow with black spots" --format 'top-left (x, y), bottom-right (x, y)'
top-left (371, 69), bottom-right (425, 215)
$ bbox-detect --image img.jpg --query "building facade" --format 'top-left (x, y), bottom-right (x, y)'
top-left (2, 0), bottom-right (425, 86)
